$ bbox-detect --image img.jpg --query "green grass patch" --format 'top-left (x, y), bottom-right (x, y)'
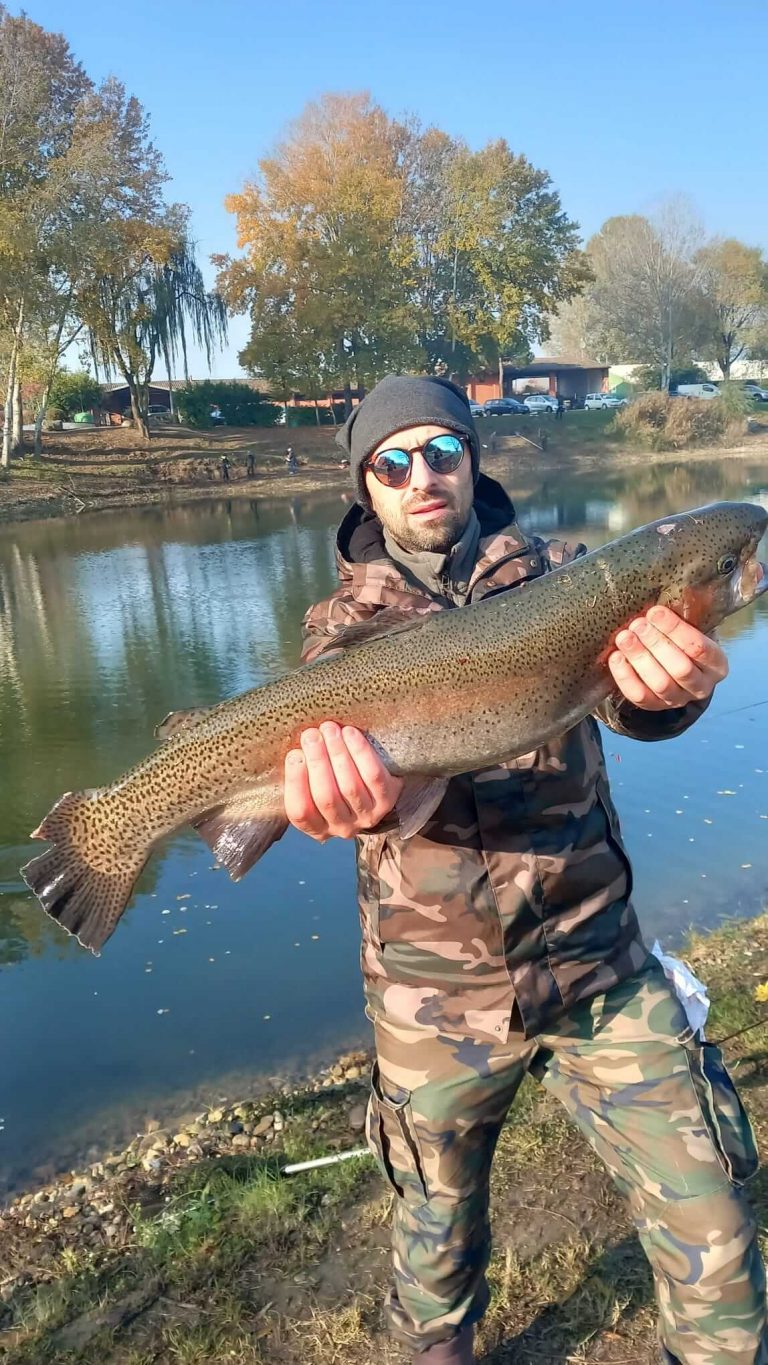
top-left (3, 916), bottom-right (768, 1365)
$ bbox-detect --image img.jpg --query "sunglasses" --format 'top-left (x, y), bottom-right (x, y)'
top-left (364, 433), bottom-right (467, 488)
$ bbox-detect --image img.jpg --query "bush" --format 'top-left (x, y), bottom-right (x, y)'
top-left (174, 380), bottom-right (281, 429)
top-left (615, 391), bottom-right (731, 451)
top-left (44, 406), bottom-right (66, 422)
top-left (48, 371), bottom-right (102, 418)
top-left (285, 403), bottom-right (346, 426)
top-left (664, 398), bottom-right (727, 449)
top-left (616, 391), bottom-right (670, 442)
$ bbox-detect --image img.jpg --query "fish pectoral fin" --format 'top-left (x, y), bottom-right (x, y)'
top-left (193, 804), bottom-right (288, 880)
top-left (395, 775), bottom-right (449, 839)
top-left (154, 707), bottom-right (212, 742)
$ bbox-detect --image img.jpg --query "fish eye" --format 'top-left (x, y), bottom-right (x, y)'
top-left (718, 553), bottom-right (738, 575)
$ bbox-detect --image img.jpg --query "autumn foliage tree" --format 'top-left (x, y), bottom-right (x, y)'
top-left (216, 94), bottom-right (589, 409)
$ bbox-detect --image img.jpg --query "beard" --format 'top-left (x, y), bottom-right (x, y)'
top-left (384, 497), bottom-right (468, 553)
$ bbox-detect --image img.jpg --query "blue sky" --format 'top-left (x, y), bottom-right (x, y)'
top-left (24, 0), bottom-right (768, 377)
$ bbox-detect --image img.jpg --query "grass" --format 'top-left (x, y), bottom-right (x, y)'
top-left (1, 927), bottom-right (767, 1364)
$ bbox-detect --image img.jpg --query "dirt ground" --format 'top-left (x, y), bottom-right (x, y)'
top-left (3, 416), bottom-right (768, 527)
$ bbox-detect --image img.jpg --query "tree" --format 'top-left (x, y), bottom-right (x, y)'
top-left (0, 9), bottom-right (90, 466)
top-left (560, 204), bottom-right (707, 390)
top-left (217, 96), bottom-right (588, 405)
top-left (48, 369), bottom-right (101, 417)
top-left (693, 239), bottom-right (768, 379)
top-left (84, 211), bottom-right (228, 440)
top-left (174, 380), bottom-right (279, 428)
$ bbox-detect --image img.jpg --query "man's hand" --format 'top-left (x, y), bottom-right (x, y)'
top-left (608, 604), bottom-right (728, 711)
top-left (284, 722), bottom-right (403, 841)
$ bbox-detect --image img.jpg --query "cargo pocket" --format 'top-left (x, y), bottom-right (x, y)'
top-left (366, 1062), bottom-right (429, 1210)
top-left (682, 1037), bottom-right (759, 1186)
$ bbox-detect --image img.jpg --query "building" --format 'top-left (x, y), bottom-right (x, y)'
top-left (466, 356), bottom-right (610, 405)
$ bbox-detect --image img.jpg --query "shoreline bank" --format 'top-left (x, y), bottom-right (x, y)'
top-left (3, 431), bottom-right (768, 529)
top-left (1, 916), bottom-right (767, 1364)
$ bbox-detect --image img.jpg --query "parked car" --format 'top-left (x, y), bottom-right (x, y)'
top-left (147, 404), bottom-right (173, 422)
top-left (523, 394), bottom-right (558, 413)
top-left (584, 392), bottom-right (628, 410)
top-left (468, 400), bottom-right (485, 417)
top-left (482, 397), bottom-right (529, 416)
top-left (743, 382), bottom-right (768, 403)
top-left (676, 383), bottom-right (720, 400)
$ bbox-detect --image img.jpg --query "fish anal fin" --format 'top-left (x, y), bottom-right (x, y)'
top-left (154, 707), bottom-right (212, 742)
top-left (193, 804), bottom-right (288, 879)
top-left (395, 775), bottom-right (449, 839)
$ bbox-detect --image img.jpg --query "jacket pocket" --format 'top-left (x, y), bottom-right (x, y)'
top-left (356, 833), bottom-right (386, 950)
top-left (595, 773), bottom-right (634, 903)
top-left (682, 1038), bottom-right (759, 1186)
top-left (365, 1062), bottom-right (429, 1209)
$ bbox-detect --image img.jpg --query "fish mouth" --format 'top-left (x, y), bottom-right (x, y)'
top-left (737, 556), bottom-right (768, 604)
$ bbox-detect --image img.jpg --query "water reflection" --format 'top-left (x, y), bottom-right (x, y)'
top-left (1, 465), bottom-right (768, 1189)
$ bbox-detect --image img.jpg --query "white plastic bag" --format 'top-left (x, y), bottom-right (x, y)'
top-left (651, 940), bottom-right (710, 1038)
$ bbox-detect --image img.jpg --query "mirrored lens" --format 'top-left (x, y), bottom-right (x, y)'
top-left (424, 434), bottom-right (465, 473)
top-left (369, 448), bottom-right (411, 486)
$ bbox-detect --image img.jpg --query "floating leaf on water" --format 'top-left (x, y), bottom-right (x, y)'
top-left (311, 934), bottom-right (320, 941)
top-left (704, 818), bottom-right (713, 825)
top-left (741, 863), bottom-right (753, 869)
top-left (161, 909), bottom-right (171, 916)
top-left (177, 894), bottom-right (191, 901)
top-left (172, 928), bottom-right (187, 936)
top-left (263, 1014), bottom-right (271, 1021)
top-left (157, 1008), bottom-right (170, 1015)
top-left (717, 790), bottom-right (737, 796)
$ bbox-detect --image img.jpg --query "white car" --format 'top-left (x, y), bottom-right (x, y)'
top-left (584, 392), bottom-right (627, 410)
top-left (523, 394), bottom-right (558, 413)
top-left (743, 383), bottom-right (768, 403)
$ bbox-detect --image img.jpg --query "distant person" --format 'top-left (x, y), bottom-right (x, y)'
top-left (210, 404), bottom-right (225, 426)
top-left (285, 446), bottom-right (298, 473)
top-left (555, 393), bottom-right (564, 420)
top-left (246, 449), bottom-right (256, 477)
top-left (219, 453), bottom-right (230, 482)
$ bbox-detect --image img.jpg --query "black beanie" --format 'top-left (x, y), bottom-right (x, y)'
top-left (336, 374), bottom-right (480, 506)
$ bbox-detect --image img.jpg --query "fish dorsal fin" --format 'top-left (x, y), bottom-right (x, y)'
top-left (154, 707), bottom-right (212, 742)
top-left (317, 604), bottom-right (437, 658)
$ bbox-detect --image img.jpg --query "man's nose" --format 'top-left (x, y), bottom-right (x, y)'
top-left (408, 451), bottom-right (441, 492)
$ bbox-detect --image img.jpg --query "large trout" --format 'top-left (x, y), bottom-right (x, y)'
top-left (22, 501), bottom-right (768, 953)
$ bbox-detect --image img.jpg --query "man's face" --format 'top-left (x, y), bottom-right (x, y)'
top-left (364, 423), bottom-right (474, 553)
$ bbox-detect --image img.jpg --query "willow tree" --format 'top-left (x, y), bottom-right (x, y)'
top-left (85, 211), bottom-right (227, 440)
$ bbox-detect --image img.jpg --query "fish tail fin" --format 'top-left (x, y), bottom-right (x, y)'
top-left (21, 791), bottom-right (146, 954)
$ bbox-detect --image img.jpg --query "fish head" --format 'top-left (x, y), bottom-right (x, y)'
top-left (653, 502), bottom-right (768, 631)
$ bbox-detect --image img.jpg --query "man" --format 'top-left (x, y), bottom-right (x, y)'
top-left (284, 375), bottom-right (766, 1364)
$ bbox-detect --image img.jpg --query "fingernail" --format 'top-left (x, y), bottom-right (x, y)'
top-left (321, 721), bottom-right (339, 741)
top-left (301, 729), bottom-right (320, 748)
top-left (287, 750), bottom-right (304, 767)
top-left (615, 631), bottom-right (631, 648)
top-left (633, 619), bottom-right (650, 637)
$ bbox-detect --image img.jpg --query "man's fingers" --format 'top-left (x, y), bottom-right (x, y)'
top-left (645, 606), bottom-right (729, 678)
top-left (612, 630), bottom-right (693, 707)
top-left (608, 649), bottom-right (670, 710)
top-left (300, 729), bottom-right (355, 832)
top-left (283, 748), bottom-right (329, 840)
top-left (342, 726), bottom-right (403, 821)
top-left (318, 722), bottom-right (377, 821)
top-left (621, 620), bottom-right (711, 700)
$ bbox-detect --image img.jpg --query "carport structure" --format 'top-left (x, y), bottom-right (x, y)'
top-left (466, 357), bottom-right (609, 405)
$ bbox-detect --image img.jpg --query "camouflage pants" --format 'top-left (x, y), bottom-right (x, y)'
top-left (366, 957), bottom-right (767, 1362)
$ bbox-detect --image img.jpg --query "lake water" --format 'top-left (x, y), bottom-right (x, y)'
top-left (1, 458), bottom-right (768, 1192)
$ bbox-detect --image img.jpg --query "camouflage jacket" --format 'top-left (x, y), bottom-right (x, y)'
top-left (302, 475), bottom-right (710, 1041)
